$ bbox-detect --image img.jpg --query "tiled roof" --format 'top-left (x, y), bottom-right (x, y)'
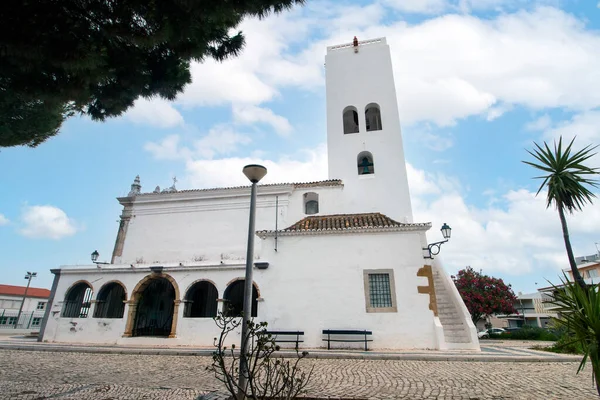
top-left (257, 213), bottom-right (431, 237)
top-left (133, 179), bottom-right (343, 197)
top-left (0, 284), bottom-right (51, 298)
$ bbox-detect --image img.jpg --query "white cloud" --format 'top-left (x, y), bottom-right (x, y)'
top-left (544, 110), bottom-right (600, 144)
top-left (0, 214), bottom-right (9, 226)
top-left (144, 134), bottom-right (191, 161)
top-left (232, 105), bottom-right (292, 136)
top-left (185, 144), bottom-right (328, 189)
top-left (381, 0), bottom-right (447, 14)
top-left (194, 126), bottom-right (253, 159)
top-left (19, 205), bottom-right (78, 240)
top-left (125, 98), bottom-right (184, 128)
top-left (409, 164), bottom-right (600, 278)
top-left (144, 126), bottom-right (253, 161)
top-left (525, 114), bottom-right (552, 131)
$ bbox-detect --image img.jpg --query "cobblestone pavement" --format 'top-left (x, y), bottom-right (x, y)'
top-left (0, 349), bottom-right (596, 399)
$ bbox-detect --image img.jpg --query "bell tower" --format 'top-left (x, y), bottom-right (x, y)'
top-left (325, 37), bottom-right (413, 222)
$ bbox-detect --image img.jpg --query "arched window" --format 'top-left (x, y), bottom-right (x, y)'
top-left (93, 282), bottom-right (126, 318)
top-left (343, 106), bottom-right (359, 134)
top-left (357, 151), bottom-right (375, 175)
top-left (303, 192), bottom-right (319, 215)
top-left (184, 281), bottom-right (218, 318)
top-left (224, 280), bottom-right (258, 317)
top-left (62, 282), bottom-right (93, 318)
top-left (365, 103), bottom-right (382, 132)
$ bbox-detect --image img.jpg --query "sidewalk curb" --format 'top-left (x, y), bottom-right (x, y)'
top-left (0, 342), bottom-right (582, 363)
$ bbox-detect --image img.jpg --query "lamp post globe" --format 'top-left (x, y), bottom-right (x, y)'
top-left (91, 250), bottom-right (99, 263)
top-left (242, 164), bottom-right (267, 183)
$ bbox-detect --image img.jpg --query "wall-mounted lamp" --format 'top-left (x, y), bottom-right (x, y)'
top-left (91, 250), bottom-right (109, 265)
top-left (423, 223), bottom-right (452, 259)
top-left (254, 262), bottom-right (269, 270)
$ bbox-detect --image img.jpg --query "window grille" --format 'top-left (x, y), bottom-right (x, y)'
top-left (224, 280), bottom-right (258, 317)
top-left (32, 317), bottom-right (42, 326)
top-left (37, 302), bottom-right (46, 310)
top-left (368, 274), bottom-right (392, 308)
top-left (184, 281), bottom-right (218, 318)
top-left (305, 200), bottom-right (319, 214)
top-left (93, 282), bottom-right (126, 318)
top-left (62, 283), bottom-right (93, 318)
top-left (0, 317), bottom-right (16, 325)
top-left (132, 277), bottom-right (175, 337)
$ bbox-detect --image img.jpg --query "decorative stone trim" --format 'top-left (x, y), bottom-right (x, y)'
top-left (417, 265), bottom-right (438, 316)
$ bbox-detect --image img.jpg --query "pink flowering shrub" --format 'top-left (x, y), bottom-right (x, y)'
top-left (451, 267), bottom-right (518, 325)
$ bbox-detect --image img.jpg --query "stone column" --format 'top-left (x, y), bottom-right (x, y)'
top-left (38, 269), bottom-right (61, 342)
top-left (122, 301), bottom-right (138, 337)
top-left (169, 300), bottom-right (182, 338)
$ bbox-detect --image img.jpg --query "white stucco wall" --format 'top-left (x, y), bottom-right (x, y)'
top-left (0, 295), bottom-right (46, 313)
top-left (43, 228), bottom-right (439, 350)
top-left (326, 38), bottom-right (413, 223)
top-left (113, 184), bottom-right (346, 266)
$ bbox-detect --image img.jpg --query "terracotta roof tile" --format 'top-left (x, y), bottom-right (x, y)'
top-left (257, 213), bottom-right (431, 237)
top-left (0, 284), bottom-right (51, 298)
top-left (284, 213), bottom-right (403, 232)
top-left (132, 179), bottom-right (343, 197)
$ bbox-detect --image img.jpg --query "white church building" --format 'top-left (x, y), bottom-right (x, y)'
top-left (40, 38), bottom-right (479, 351)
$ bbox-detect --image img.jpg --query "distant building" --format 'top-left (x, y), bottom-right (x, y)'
top-left (502, 292), bottom-right (557, 329)
top-left (0, 284), bottom-right (50, 329)
top-left (536, 253), bottom-right (600, 319)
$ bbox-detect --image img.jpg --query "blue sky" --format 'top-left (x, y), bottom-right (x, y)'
top-left (2, 0), bottom-right (600, 295)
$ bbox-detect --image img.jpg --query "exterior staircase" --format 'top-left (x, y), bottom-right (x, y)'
top-left (432, 267), bottom-right (479, 349)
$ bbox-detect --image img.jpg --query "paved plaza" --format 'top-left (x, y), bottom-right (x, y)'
top-left (0, 346), bottom-right (597, 399)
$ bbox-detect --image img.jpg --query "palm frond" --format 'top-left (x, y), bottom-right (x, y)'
top-left (522, 136), bottom-right (599, 213)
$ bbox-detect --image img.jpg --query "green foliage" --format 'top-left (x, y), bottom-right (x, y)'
top-left (540, 332), bottom-right (585, 355)
top-left (452, 267), bottom-right (518, 325)
top-left (524, 137), bottom-right (599, 213)
top-left (523, 137), bottom-right (599, 288)
top-left (0, 0), bottom-right (305, 147)
top-left (508, 326), bottom-right (558, 341)
top-left (548, 277), bottom-right (600, 395)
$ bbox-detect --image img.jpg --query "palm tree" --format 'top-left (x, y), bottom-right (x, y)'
top-left (523, 136), bottom-right (599, 289)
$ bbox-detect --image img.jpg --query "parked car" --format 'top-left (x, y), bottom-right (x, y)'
top-left (478, 328), bottom-right (507, 339)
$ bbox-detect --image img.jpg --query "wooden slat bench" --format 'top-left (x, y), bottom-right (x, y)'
top-left (264, 330), bottom-right (304, 349)
top-left (322, 329), bottom-right (373, 351)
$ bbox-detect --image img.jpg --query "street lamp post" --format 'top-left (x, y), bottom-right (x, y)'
top-left (238, 164), bottom-right (267, 399)
top-left (15, 271), bottom-right (37, 329)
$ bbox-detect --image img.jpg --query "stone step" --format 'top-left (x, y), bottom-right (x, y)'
top-left (446, 337), bottom-right (472, 343)
top-left (443, 319), bottom-right (467, 328)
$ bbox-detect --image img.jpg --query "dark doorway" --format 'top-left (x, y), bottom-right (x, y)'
top-left (133, 277), bottom-right (175, 337)
top-left (223, 280), bottom-right (258, 317)
top-left (184, 281), bottom-right (218, 318)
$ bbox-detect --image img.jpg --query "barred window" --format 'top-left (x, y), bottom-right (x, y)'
top-left (363, 269), bottom-right (397, 313)
top-left (32, 317), bottom-right (42, 326)
top-left (368, 274), bottom-right (392, 308)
